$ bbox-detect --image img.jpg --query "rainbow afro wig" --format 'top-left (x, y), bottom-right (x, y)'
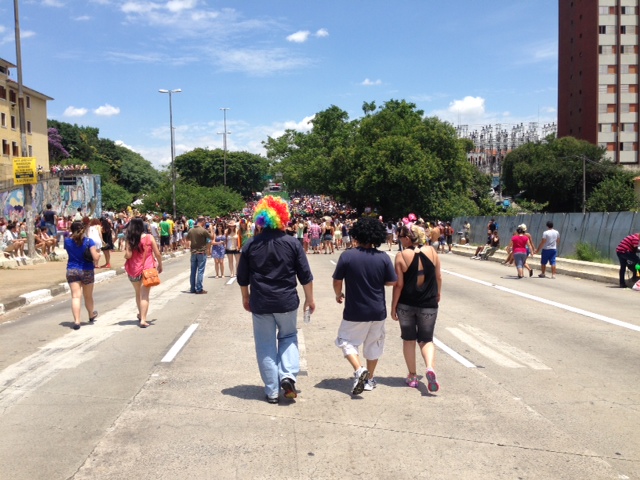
top-left (253, 195), bottom-right (290, 230)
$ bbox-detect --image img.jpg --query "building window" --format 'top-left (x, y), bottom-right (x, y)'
top-left (0, 86), bottom-right (5, 100)
top-left (622, 123), bottom-right (636, 132)
top-left (599, 104), bottom-right (608, 113)
top-left (620, 65), bottom-right (637, 74)
top-left (599, 6), bottom-right (608, 14)
top-left (1, 140), bottom-right (8, 155)
top-left (608, 65), bottom-right (618, 74)
top-left (621, 84), bottom-right (629, 93)
top-left (599, 45), bottom-right (614, 54)
top-left (621, 45), bottom-right (638, 54)
top-left (599, 25), bottom-right (607, 34)
top-left (621, 104), bottom-right (631, 113)
top-left (26, 120), bottom-right (31, 134)
top-left (11, 141), bottom-right (18, 157)
top-left (620, 142), bottom-right (635, 151)
top-left (599, 65), bottom-right (608, 74)
top-left (608, 85), bottom-right (617, 93)
top-left (622, 6), bottom-right (635, 14)
top-left (9, 90), bottom-right (16, 103)
top-left (600, 124), bottom-right (613, 132)
top-left (631, 85), bottom-right (638, 93)
top-left (10, 115), bottom-right (16, 129)
top-left (28, 145), bottom-right (32, 156)
top-left (608, 104), bottom-right (616, 113)
top-left (26, 96), bottom-right (31, 109)
top-left (599, 85), bottom-right (607, 93)
top-left (0, 112), bottom-right (5, 127)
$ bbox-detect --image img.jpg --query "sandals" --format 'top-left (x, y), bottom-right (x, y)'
top-left (89, 311), bottom-right (98, 323)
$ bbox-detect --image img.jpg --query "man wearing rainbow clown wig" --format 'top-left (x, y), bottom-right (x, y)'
top-left (237, 196), bottom-right (315, 404)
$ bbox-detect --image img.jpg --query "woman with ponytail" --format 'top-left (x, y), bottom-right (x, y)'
top-left (64, 221), bottom-right (100, 330)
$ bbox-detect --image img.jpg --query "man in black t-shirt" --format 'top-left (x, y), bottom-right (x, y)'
top-left (332, 217), bottom-right (397, 396)
top-left (42, 203), bottom-right (57, 237)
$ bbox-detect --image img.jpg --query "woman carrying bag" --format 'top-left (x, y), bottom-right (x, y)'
top-left (124, 218), bottom-right (163, 328)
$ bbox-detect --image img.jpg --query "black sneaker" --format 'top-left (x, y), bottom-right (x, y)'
top-left (280, 378), bottom-right (297, 399)
top-left (266, 395), bottom-right (279, 404)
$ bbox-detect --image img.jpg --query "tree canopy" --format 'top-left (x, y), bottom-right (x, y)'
top-left (502, 136), bottom-right (637, 212)
top-left (264, 100), bottom-right (491, 219)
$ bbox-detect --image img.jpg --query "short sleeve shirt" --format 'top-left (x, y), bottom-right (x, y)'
top-left (332, 247), bottom-right (397, 321)
top-left (542, 229), bottom-right (559, 250)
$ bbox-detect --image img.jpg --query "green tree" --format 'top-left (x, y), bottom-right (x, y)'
top-left (502, 136), bottom-right (610, 212)
top-left (586, 172), bottom-right (640, 212)
top-left (101, 182), bottom-right (134, 211)
top-left (175, 148), bottom-right (269, 198)
top-left (140, 179), bottom-right (245, 218)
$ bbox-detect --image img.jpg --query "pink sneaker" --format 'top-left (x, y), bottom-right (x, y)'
top-left (426, 369), bottom-right (439, 392)
top-left (405, 375), bottom-right (419, 388)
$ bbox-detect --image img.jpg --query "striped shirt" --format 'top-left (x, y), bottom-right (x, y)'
top-left (616, 233), bottom-right (640, 254)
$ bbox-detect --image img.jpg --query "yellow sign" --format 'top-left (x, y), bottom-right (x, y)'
top-left (13, 157), bottom-right (37, 185)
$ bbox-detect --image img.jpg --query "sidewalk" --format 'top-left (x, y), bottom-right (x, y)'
top-left (0, 248), bottom-right (185, 315)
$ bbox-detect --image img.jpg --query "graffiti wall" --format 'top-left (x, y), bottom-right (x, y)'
top-left (0, 174), bottom-right (102, 220)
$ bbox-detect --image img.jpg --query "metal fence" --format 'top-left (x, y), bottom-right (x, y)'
top-left (452, 212), bottom-right (640, 262)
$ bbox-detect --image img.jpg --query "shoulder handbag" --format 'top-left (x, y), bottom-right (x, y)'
top-left (83, 239), bottom-right (94, 263)
top-left (141, 236), bottom-right (161, 287)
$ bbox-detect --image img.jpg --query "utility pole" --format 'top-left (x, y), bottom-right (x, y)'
top-left (14, 0), bottom-right (34, 258)
top-left (582, 155), bottom-right (586, 215)
top-left (218, 108), bottom-right (230, 185)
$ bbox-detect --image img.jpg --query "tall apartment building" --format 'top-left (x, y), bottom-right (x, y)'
top-left (0, 57), bottom-right (52, 181)
top-left (558, 0), bottom-right (640, 166)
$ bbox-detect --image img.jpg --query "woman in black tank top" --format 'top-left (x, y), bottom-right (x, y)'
top-left (390, 225), bottom-right (442, 393)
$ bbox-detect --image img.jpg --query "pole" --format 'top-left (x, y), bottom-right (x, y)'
top-left (582, 155), bottom-right (586, 215)
top-left (14, 0), bottom-right (34, 258)
top-left (169, 92), bottom-right (177, 219)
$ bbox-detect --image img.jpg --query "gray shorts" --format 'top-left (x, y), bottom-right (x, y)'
top-left (396, 304), bottom-right (437, 343)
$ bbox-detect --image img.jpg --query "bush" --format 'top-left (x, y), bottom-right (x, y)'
top-left (572, 242), bottom-right (612, 264)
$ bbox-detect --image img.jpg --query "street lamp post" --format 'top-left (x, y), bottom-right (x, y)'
top-left (159, 89), bottom-right (181, 219)
top-left (218, 108), bottom-right (230, 185)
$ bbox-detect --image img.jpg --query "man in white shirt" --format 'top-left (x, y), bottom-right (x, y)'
top-left (536, 221), bottom-right (560, 279)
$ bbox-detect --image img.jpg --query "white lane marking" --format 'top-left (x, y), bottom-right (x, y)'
top-left (226, 277), bottom-right (236, 285)
top-left (459, 324), bottom-right (551, 370)
top-left (161, 324), bottom-right (199, 363)
top-left (443, 269), bottom-right (640, 333)
top-left (447, 327), bottom-right (525, 368)
top-left (433, 337), bottom-right (476, 368)
top-left (0, 269), bottom-right (192, 411)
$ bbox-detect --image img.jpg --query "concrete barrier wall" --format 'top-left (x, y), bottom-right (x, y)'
top-left (452, 212), bottom-right (640, 262)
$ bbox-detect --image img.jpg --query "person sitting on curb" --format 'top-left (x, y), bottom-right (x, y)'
top-left (615, 231), bottom-right (640, 288)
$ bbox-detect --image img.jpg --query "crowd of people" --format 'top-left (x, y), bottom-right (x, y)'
top-left (3, 193), bottom-right (639, 403)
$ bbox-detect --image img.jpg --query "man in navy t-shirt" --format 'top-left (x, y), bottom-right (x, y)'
top-left (333, 216), bottom-right (397, 395)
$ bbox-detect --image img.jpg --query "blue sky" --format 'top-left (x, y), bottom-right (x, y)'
top-left (1, 0), bottom-right (558, 169)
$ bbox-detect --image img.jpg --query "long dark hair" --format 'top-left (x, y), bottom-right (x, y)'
top-left (126, 217), bottom-right (145, 251)
top-left (70, 221), bottom-right (86, 246)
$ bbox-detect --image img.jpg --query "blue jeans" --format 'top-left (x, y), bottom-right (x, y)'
top-left (190, 253), bottom-right (207, 292)
top-left (252, 310), bottom-right (299, 398)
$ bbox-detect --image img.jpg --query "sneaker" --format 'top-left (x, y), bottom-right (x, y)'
top-left (265, 395), bottom-right (279, 404)
top-left (405, 375), bottom-right (419, 388)
top-left (280, 377), bottom-right (297, 399)
top-left (363, 378), bottom-right (377, 391)
top-left (351, 367), bottom-right (369, 395)
top-left (426, 369), bottom-right (439, 393)
top-left (538, 273), bottom-right (546, 278)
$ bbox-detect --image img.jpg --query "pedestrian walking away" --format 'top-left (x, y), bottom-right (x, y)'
top-left (186, 216), bottom-right (213, 294)
top-left (124, 218), bottom-right (163, 328)
top-left (332, 216), bottom-right (397, 396)
top-left (615, 231), bottom-right (640, 288)
top-left (64, 221), bottom-right (100, 330)
top-left (237, 196), bottom-right (315, 404)
top-left (536, 221), bottom-right (560, 279)
top-left (391, 225), bottom-right (441, 392)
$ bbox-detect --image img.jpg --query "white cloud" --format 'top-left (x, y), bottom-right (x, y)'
top-left (215, 48), bottom-right (311, 76)
top-left (450, 96), bottom-right (485, 116)
top-left (121, 1), bottom-right (159, 14)
top-left (115, 140), bottom-right (135, 151)
top-left (287, 30), bottom-right (310, 43)
top-left (94, 104), bottom-right (121, 116)
top-left (315, 28), bottom-right (329, 38)
top-left (42, 0), bottom-right (65, 7)
top-left (361, 78), bottom-right (382, 86)
top-left (74, 15), bottom-right (92, 21)
top-left (63, 106), bottom-right (88, 117)
top-left (166, 0), bottom-right (199, 13)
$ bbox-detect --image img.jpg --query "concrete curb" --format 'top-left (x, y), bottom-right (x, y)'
top-left (0, 250), bottom-right (186, 316)
top-left (452, 244), bottom-right (620, 284)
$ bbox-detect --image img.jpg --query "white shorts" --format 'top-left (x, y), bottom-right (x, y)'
top-left (335, 319), bottom-right (386, 360)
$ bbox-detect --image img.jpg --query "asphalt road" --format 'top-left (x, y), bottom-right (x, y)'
top-left (0, 251), bottom-right (638, 480)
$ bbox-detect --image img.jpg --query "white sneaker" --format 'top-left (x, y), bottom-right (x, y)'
top-left (351, 367), bottom-right (369, 395)
top-left (363, 378), bottom-right (377, 391)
